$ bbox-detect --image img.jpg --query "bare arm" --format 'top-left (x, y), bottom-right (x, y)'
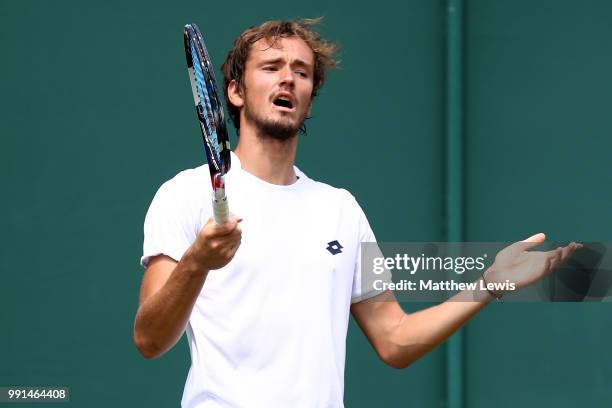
top-left (352, 234), bottom-right (581, 369)
top-left (133, 216), bottom-right (242, 359)
top-left (351, 286), bottom-right (492, 369)
top-left (133, 255), bottom-right (204, 359)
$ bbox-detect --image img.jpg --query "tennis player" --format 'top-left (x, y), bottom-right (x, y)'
top-left (133, 18), bottom-right (580, 408)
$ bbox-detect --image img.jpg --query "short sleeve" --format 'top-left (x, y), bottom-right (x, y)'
top-left (349, 195), bottom-right (393, 303)
top-left (140, 178), bottom-right (201, 268)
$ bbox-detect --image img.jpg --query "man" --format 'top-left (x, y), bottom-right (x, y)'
top-left (133, 18), bottom-right (580, 407)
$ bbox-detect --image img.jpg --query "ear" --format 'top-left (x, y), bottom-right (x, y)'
top-left (227, 79), bottom-right (244, 108)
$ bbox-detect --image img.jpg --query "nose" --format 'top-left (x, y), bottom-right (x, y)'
top-left (278, 66), bottom-right (295, 88)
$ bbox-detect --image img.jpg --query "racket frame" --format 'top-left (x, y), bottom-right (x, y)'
top-left (184, 23), bottom-right (231, 223)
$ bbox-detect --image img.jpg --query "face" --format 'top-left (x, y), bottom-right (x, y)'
top-left (230, 36), bottom-right (315, 140)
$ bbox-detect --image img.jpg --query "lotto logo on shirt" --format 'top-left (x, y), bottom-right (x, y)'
top-left (326, 240), bottom-right (343, 255)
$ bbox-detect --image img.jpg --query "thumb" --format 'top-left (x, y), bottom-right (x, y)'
top-left (211, 214), bottom-right (243, 235)
top-left (516, 232), bottom-right (546, 251)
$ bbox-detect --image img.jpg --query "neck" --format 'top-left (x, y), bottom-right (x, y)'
top-left (234, 125), bottom-right (299, 185)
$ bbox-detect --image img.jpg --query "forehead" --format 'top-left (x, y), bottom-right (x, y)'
top-left (247, 36), bottom-right (315, 66)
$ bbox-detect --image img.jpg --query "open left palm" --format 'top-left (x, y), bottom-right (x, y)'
top-left (486, 233), bottom-right (582, 292)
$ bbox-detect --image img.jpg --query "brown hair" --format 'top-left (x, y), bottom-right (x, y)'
top-left (221, 18), bottom-right (339, 131)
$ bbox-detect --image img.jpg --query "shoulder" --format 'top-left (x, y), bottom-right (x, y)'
top-left (299, 170), bottom-right (377, 240)
top-left (146, 165), bottom-right (211, 216)
top-left (160, 164), bottom-right (210, 190)
top-left (297, 168), bottom-right (364, 212)
top-left (154, 164), bottom-right (211, 197)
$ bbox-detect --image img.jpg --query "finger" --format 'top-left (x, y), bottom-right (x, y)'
top-left (219, 227), bottom-right (242, 245)
top-left (211, 216), bottom-right (242, 236)
top-left (548, 247), bottom-right (563, 270)
top-left (200, 217), bottom-right (220, 237)
top-left (515, 232), bottom-right (546, 251)
top-left (546, 242), bottom-right (581, 272)
top-left (228, 212), bottom-right (243, 223)
top-left (209, 223), bottom-right (234, 237)
top-left (222, 240), bottom-right (241, 260)
top-left (220, 224), bottom-right (242, 241)
top-left (546, 246), bottom-right (562, 259)
top-left (559, 243), bottom-right (576, 262)
top-left (223, 233), bottom-right (242, 248)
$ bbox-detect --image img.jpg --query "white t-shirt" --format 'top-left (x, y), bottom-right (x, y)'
top-left (141, 153), bottom-right (383, 408)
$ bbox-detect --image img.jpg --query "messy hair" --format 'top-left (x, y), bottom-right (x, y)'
top-left (221, 18), bottom-right (339, 131)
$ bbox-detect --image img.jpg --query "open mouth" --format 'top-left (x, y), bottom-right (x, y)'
top-left (273, 97), bottom-right (294, 110)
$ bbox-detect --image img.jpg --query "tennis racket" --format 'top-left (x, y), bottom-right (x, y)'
top-left (184, 23), bottom-right (231, 224)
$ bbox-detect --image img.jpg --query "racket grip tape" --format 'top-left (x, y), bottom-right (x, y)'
top-left (212, 194), bottom-right (229, 224)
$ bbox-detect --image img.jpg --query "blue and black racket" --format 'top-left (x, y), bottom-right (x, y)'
top-left (184, 23), bottom-right (231, 224)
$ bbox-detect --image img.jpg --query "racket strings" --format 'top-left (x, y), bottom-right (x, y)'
top-left (185, 23), bottom-right (231, 176)
top-left (191, 43), bottom-right (220, 152)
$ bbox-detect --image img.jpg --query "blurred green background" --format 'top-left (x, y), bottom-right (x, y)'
top-left (1, 0), bottom-right (610, 406)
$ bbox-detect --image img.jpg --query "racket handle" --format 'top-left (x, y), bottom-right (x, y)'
top-left (212, 192), bottom-right (229, 224)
